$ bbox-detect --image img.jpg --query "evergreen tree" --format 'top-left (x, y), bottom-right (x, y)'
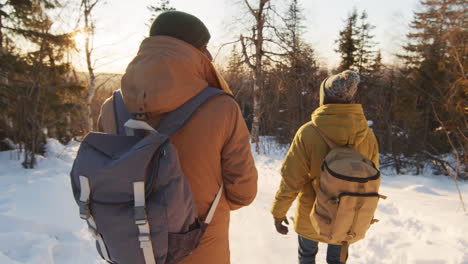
top-left (283, 0), bottom-right (304, 57)
top-left (0, 1), bottom-right (83, 168)
top-left (267, 0), bottom-right (325, 143)
top-left (335, 9), bottom-right (378, 124)
top-left (355, 11), bottom-right (376, 76)
top-left (335, 9), bottom-right (377, 74)
top-left (397, 0), bottom-right (467, 176)
top-left (336, 9), bottom-right (359, 72)
top-left (370, 50), bottom-right (383, 74)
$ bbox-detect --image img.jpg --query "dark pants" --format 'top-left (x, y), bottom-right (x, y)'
top-left (298, 236), bottom-right (344, 264)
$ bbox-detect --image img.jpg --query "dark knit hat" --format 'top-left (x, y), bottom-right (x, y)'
top-left (149, 11), bottom-right (211, 50)
top-left (320, 70), bottom-right (360, 105)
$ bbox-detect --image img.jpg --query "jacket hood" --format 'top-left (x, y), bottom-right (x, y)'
top-left (121, 36), bottom-right (231, 115)
top-left (311, 104), bottom-right (370, 146)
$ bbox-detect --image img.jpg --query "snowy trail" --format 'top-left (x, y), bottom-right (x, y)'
top-left (230, 148), bottom-right (468, 264)
top-left (0, 139), bottom-right (467, 264)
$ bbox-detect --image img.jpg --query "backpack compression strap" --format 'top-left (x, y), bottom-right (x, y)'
top-left (156, 87), bottom-right (229, 226)
top-left (156, 87), bottom-right (231, 136)
top-left (112, 90), bottom-right (132, 135)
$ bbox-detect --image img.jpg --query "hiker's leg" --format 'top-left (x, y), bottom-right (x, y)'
top-left (326, 243), bottom-right (344, 264)
top-left (298, 236), bottom-right (319, 264)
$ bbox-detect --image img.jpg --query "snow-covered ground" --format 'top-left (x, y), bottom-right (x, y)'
top-left (0, 139), bottom-right (467, 264)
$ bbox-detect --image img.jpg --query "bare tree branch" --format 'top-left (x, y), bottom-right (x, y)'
top-left (263, 50), bottom-right (288, 57)
top-left (95, 74), bottom-right (118, 93)
top-left (213, 39), bottom-right (241, 61)
top-left (263, 53), bottom-right (285, 65)
top-left (240, 35), bottom-right (255, 69)
top-left (432, 103), bottom-right (466, 212)
top-left (243, 0), bottom-right (255, 16)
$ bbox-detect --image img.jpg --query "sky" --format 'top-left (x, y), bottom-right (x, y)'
top-left (70, 0), bottom-right (421, 73)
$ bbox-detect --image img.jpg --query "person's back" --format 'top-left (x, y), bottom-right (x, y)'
top-left (98, 11), bottom-right (257, 264)
top-left (271, 70), bottom-right (379, 264)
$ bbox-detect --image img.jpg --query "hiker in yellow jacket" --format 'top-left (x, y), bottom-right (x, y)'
top-left (271, 70), bottom-right (379, 264)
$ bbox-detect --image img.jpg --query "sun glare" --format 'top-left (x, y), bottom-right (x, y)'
top-left (73, 31), bottom-right (87, 51)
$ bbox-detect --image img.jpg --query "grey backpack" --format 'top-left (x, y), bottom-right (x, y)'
top-left (70, 87), bottom-right (228, 264)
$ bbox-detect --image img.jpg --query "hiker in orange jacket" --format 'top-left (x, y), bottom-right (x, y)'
top-left (97, 11), bottom-right (258, 264)
top-left (271, 70), bottom-right (379, 264)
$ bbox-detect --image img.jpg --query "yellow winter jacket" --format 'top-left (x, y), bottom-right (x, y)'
top-left (271, 104), bottom-right (379, 242)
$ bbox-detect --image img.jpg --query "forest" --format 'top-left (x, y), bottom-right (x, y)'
top-left (0, 0), bottom-right (466, 182)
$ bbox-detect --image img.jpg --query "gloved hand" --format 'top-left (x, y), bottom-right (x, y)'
top-left (274, 217), bottom-right (289, 235)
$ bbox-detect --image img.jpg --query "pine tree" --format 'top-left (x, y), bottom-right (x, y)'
top-left (0, 1), bottom-right (83, 168)
top-left (273, 0), bottom-right (323, 142)
top-left (336, 9), bottom-right (359, 72)
top-left (283, 0), bottom-right (304, 57)
top-left (355, 11), bottom-right (376, 76)
top-left (335, 9), bottom-right (378, 124)
top-left (370, 50), bottom-right (383, 74)
top-left (398, 0), bottom-right (467, 177)
top-left (335, 9), bottom-right (377, 74)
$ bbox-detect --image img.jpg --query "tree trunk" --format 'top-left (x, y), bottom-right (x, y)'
top-left (66, 112), bottom-right (72, 140)
top-left (0, 12), bottom-right (8, 86)
top-left (83, 1), bottom-right (97, 132)
top-left (85, 26), bottom-right (96, 131)
top-left (239, 0), bottom-right (270, 152)
top-left (86, 72), bottom-right (96, 132)
top-left (0, 13), bottom-right (3, 53)
top-left (251, 69), bottom-right (262, 152)
top-left (251, 0), bottom-right (267, 153)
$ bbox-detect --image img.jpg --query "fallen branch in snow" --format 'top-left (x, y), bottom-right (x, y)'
top-left (432, 103), bottom-right (466, 212)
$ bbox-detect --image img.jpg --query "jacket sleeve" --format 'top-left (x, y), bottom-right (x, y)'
top-left (221, 101), bottom-right (258, 211)
top-left (97, 111), bottom-right (105, 133)
top-left (370, 132), bottom-right (380, 169)
top-left (271, 126), bottom-right (312, 220)
top-left (97, 97), bottom-right (116, 134)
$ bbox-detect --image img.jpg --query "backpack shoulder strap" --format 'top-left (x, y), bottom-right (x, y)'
top-left (312, 125), bottom-right (338, 149)
top-left (112, 89), bottom-right (132, 135)
top-left (157, 87), bottom-right (231, 136)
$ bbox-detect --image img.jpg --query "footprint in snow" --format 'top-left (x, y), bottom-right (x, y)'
top-left (404, 184), bottom-right (444, 196)
top-left (377, 200), bottom-right (399, 215)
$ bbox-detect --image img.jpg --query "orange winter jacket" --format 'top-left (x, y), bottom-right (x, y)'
top-left (97, 36), bottom-right (258, 264)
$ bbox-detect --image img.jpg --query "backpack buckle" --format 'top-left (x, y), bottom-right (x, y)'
top-left (134, 206), bottom-right (147, 225)
top-left (139, 233), bottom-right (150, 242)
top-left (79, 201), bottom-right (90, 219)
top-left (139, 233), bottom-right (152, 249)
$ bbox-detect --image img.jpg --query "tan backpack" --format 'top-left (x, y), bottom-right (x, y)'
top-left (310, 126), bottom-right (387, 263)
